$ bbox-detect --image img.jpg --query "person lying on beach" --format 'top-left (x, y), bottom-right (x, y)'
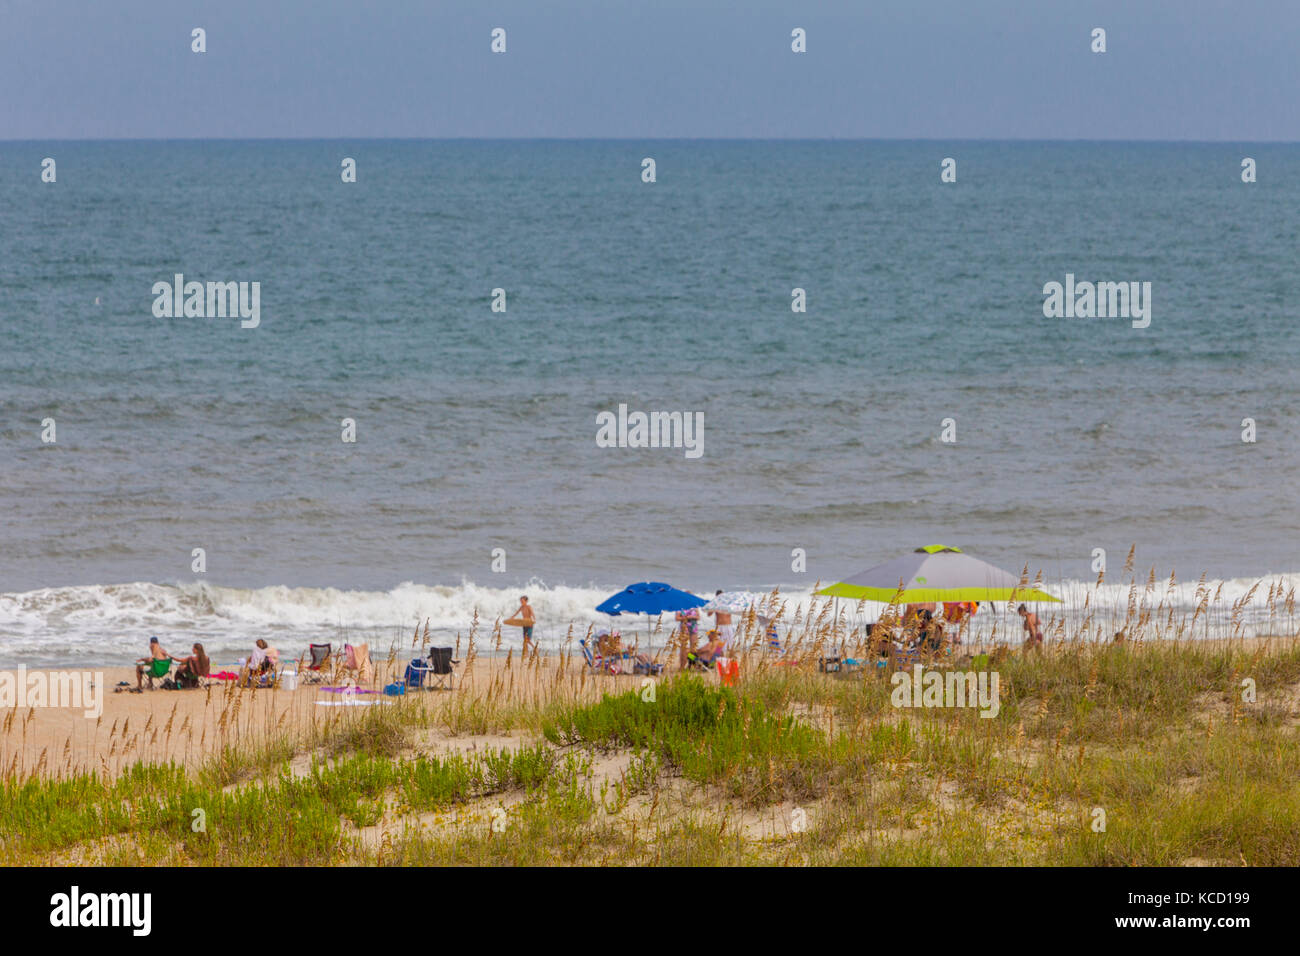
top-left (1018, 605), bottom-right (1044, 651)
top-left (174, 642), bottom-right (210, 688)
top-left (135, 636), bottom-right (173, 690)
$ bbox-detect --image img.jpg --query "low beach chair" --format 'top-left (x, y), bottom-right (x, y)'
top-left (240, 648), bottom-right (281, 688)
top-left (142, 657), bottom-right (172, 690)
top-left (298, 643), bottom-right (332, 684)
top-left (580, 638), bottom-right (619, 675)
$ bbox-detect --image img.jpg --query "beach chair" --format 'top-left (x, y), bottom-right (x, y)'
top-left (335, 643), bottom-right (374, 686)
top-left (580, 638), bottom-right (627, 675)
top-left (424, 646), bottom-right (457, 690)
top-left (141, 657), bottom-right (172, 690)
top-left (298, 643), bottom-right (332, 684)
top-left (891, 647), bottom-right (922, 672)
top-left (685, 649), bottom-right (717, 670)
top-left (633, 657), bottom-right (664, 676)
top-left (240, 649), bottom-right (281, 688)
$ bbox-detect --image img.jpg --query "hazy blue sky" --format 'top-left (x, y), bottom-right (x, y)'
top-left (3, 0), bottom-right (1296, 140)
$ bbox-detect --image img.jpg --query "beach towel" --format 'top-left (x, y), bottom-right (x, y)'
top-left (316, 700), bottom-right (390, 707)
top-left (320, 686), bottom-right (379, 694)
top-left (207, 671), bottom-right (238, 681)
top-left (716, 657), bottom-right (739, 686)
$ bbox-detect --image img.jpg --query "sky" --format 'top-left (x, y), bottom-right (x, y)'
top-left (2, 0), bottom-right (1297, 140)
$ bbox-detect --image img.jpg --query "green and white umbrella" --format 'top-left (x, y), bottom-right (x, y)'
top-left (817, 545), bottom-right (1060, 604)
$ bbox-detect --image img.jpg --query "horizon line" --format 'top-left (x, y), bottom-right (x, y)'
top-left (3, 136), bottom-right (1298, 145)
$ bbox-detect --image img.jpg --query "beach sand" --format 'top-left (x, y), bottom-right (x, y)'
top-left (3, 634), bottom-right (1295, 782)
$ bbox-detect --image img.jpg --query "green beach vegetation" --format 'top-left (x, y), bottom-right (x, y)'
top-left (2, 633), bottom-right (1298, 867)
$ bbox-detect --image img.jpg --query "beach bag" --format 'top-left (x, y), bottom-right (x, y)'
top-left (384, 681), bottom-right (406, 696)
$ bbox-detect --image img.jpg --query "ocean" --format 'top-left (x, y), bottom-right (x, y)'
top-left (2, 140), bottom-right (1297, 666)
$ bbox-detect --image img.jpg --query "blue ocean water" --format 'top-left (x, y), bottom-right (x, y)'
top-left (1, 140), bottom-right (1297, 663)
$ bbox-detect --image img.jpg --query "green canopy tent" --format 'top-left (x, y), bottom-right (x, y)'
top-left (817, 545), bottom-right (1061, 641)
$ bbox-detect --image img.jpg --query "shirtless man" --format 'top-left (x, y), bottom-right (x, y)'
top-left (512, 595), bottom-right (536, 653)
top-left (135, 636), bottom-right (173, 690)
top-left (709, 591), bottom-right (734, 651)
top-left (1018, 604), bottom-right (1044, 651)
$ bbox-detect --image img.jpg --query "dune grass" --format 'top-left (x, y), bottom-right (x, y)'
top-left (1, 634), bottom-right (1298, 866)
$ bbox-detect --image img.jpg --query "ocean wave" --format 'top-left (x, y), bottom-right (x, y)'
top-left (0, 574), bottom-right (1295, 668)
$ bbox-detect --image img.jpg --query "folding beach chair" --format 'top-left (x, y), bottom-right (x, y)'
top-left (580, 638), bottom-right (624, 675)
top-left (424, 646), bottom-right (457, 690)
top-left (298, 643), bottom-right (332, 684)
top-left (344, 643), bottom-right (373, 684)
top-left (142, 656), bottom-right (172, 690)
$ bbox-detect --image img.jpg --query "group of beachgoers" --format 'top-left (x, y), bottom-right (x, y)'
top-left (123, 595), bottom-right (1048, 693)
top-left (864, 601), bottom-right (1045, 659)
top-left (128, 636), bottom-right (281, 692)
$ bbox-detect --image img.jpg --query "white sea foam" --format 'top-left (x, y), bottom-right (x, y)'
top-left (0, 574), bottom-right (1295, 668)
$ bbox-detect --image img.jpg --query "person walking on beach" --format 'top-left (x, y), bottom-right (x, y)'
top-left (1018, 604), bottom-right (1044, 651)
top-left (709, 591), bottom-right (734, 650)
top-left (512, 595), bottom-right (536, 653)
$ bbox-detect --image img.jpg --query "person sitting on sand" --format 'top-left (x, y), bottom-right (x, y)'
top-left (174, 642), bottom-right (210, 689)
top-left (1018, 605), bottom-right (1044, 651)
top-left (135, 636), bottom-right (174, 690)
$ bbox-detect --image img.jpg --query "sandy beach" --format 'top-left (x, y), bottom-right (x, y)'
top-left (3, 633), bottom-right (1296, 782)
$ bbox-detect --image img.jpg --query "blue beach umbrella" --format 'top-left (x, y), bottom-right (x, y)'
top-left (596, 582), bottom-right (707, 617)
